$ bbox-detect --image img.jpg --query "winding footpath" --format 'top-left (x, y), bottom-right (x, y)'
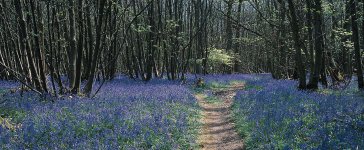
top-left (195, 85), bottom-right (245, 150)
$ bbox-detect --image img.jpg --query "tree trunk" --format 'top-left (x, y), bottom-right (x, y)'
top-left (14, 0), bottom-right (43, 92)
top-left (72, 0), bottom-right (83, 93)
top-left (306, 0), bottom-right (315, 78)
top-left (350, 0), bottom-right (364, 89)
top-left (288, 0), bottom-right (306, 89)
top-left (307, 0), bottom-right (324, 90)
top-left (225, 0), bottom-right (233, 51)
top-left (67, 0), bottom-right (77, 91)
top-left (30, 1), bottom-right (47, 92)
top-left (84, 0), bottom-right (107, 96)
top-left (146, 0), bottom-right (156, 81)
top-left (234, 0), bottom-right (243, 73)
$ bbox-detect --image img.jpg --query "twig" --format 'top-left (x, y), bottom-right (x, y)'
top-left (91, 75), bottom-right (107, 99)
top-left (0, 62), bottom-right (42, 95)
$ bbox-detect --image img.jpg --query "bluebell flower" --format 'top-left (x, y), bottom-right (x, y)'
top-left (0, 76), bottom-right (200, 148)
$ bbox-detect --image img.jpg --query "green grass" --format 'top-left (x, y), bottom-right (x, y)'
top-left (231, 102), bottom-right (255, 149)
top-left (0, 107), bottom-right (26, 130)
top-left (192, 80), bottom-right (245, 95)
top-left (0, 88), bottom-right (6, 95)
top-left (204, 96), bottom-right (222, 104)
top-left (193, 80), bottom-right (245, 105)
top-left (208, 80), bottom-right (245, 90)
top-left (230, 80), bottom-right (246, 86)
top-left (244, 85), bottom-right (263, 90)
top-left (0, 108), bottom-right (26, 121)
top-left (167, 102), bottom-right (202, 149)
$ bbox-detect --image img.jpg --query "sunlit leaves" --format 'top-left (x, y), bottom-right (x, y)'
top-left (131, 23), bottom-right (151, 33)
top-left (207, 47), bottom-right (235, 67)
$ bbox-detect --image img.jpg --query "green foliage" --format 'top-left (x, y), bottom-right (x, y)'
top-left (207, 47), bottom-right (235, 69)
top-left (232, 103), bottom-right (254, 149)
top-left (131, 23), bottom-right (151, 33)
top-left (209, 81), bottom-right (241, 89)
top-left (343, 40), bottom-right (354, 50)
top-left (1, 107), bottom-right (25, 120)
top-left (322, 1), bottom-right (334, 15)
top-left (0, 88), bottom-right (5, 96)
top-left (193, 79), bottom-right (245, 92)
top-left (166, 20), bottom-right (179, 32)
top-left (0, 108), bottom-right (26, 130)
top-left (234, 37), bottom-right (263, 45)
top-left (333, 28), bottom-right (352, 37)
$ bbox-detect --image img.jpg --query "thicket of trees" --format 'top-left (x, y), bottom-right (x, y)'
top-left (0, 0), bottom-right (364, 96)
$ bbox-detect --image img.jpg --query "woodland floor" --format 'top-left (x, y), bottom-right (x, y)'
top-left (195, 84), bottom-right (245, 150)
top-left (2, 75), bottom-right (364, 149)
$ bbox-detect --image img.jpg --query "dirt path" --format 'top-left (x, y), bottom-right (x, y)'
top-left (196, 86), bottom-right (245, 150)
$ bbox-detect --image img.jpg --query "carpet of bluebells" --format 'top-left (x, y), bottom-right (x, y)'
top-left (2, 74), bottom-right (364, 149)
top-left (230, 74), bottom-right (364, 149)
top-left (0, 77), bottom-right (200, 149)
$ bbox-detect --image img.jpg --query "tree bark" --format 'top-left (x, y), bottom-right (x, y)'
top-left (288, 0), bottom-right (306, 89)
top-left (67, 0), bottom-right (77, 91)
top-left (72, 0), bottom-right (83, 93)
top-left (307, 0), bottom-right (325, 90)
top-left (14, 0), bottom-right (43, 92)
top-left (349, 0), bottom-right (364, 89)
top-left (84, 0), bottom-right (107, 96)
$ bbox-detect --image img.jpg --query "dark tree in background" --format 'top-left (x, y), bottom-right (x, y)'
top-left (287, 0), bottom-right (306, 89)
top-left (1, 0), bottom-right (364, 97)
top-left (307, 0), bottom-right (325, 90)
top-left (349, 0), bottom-right (364, 89)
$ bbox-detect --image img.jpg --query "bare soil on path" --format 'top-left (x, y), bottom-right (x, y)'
top-left (195, 85), bottom-right (245, 150)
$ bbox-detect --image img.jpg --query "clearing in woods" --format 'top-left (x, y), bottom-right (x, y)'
top-left (195, 83), bottom-right (245, 150)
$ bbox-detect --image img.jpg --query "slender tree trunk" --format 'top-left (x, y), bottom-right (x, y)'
top-left (146, 0), bottom-right (156, 81)
top-left (306, 0), bottom-right (315, 78)
top-left (84, 0), bottom-right (107, 96)
top-left (53, 6), bottom-right (64, 94)
top-left (233, 0), bottom-right (243, 73)
top-left (72, 0), bottom-right (83, 93)
top-left (67, 0), bottom-right (77, 91)
top-left (307, 0), bottom-right (324, 90)
top-left (342, 0), bottom-right (352, 76)
top-left (14, 0), bottom-right (43, 91)
top-left (288, 0), bottom-right (306, 89)
top-left (225, 0), bottom-right (233, 51)
top-left (276, 0), bottom-right (288, 79)
top-left (30, 1), bottom-right (47, 92)
top-left (46, 2), bottom-right (57, 96)
top-left (350, 0), bottom-right (364, 89)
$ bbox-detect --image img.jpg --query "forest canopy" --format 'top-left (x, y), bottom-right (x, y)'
top-left (0, 0), bottom-right (364, 96)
